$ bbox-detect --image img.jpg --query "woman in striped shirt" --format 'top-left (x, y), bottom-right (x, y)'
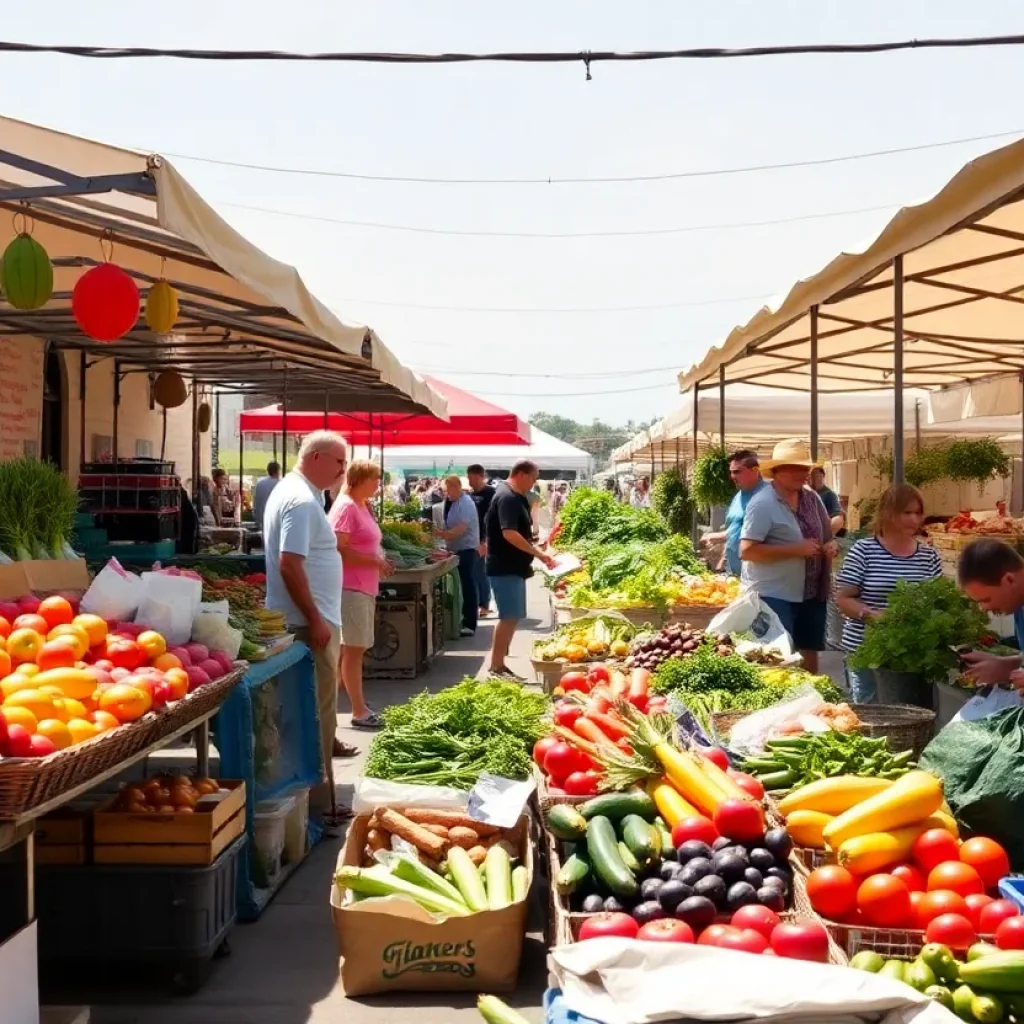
top-left (834, 484), bottom-right (942, 704)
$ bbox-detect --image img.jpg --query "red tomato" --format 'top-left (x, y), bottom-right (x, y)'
top-left (671, 816), bottom-right (719, 848)
top-left (699, 746), bottom-right (730, 771)
top-left (996, 915), bottom-right (1024, 950)
top-left (578, 913), bottom-right (639, 942)
top-left (532, 735), bottom-right (559, 769)
top-left (857, 874), bottom-right (913, 928)
top-left (543, 742), bottom-right (582, 785)
top-left (635, 918), bottom-right (694, 943)
top-left (891, 863), bottom-right (927, 893)
top-left (730, 905), bottom-right (780, 940)
top-left (927, 861), bottom-right (985, 898)
top-left (913, 829), bottom-right (961, 875)
top-left (770, 921), bottom-right (830, 962)
top-left (964, 893), bottom-right (995, 931)
top-left (713, 798), bottom-right (765, 845)
top-left (717, 928), bottom-right (769, 954)
top-left (552, 704), bottom-right (584, 729)
top-left (586, 665), bottom-right (611, 687)
top-left (916, 890), bottom-right (969, 929)
top-left (925, 913), bottom-right (977, 950)
top-left (960, 837), bottom-right (1011, 888)
top-left (727, 770), bottom-right (766, 801)
top-left (560, 672), bottom-right (591, 695)
top-left (697, 924), bottom-right (739, 947)
top-left (979, 899), bottom-right (1020, 935)
top-left (909, 891), bottom-right (925, 922)
top-left (562, 771), bottom-right (601, 796)
top-left (806, 865), bottom-right (859, 921)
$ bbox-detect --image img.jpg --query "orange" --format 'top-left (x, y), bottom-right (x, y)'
top-left (0, 635), bottom-right (6, 651)
top-left (88, 709), bottom-right (120, 733)
top-left (6, 628), bottom-right (43, 665)
top-left (137, 630), bottom-right (167, 660)
top-left (36, 718), bottom-right (72, 750)
top-left (72, 613), bottom-right (107, 648)
top-left (33, 667), bottom-right (98, 701)
top-left (1, 673), bottom-right (40, 699)
top-left (36, 639), bottom-right (78, 672)
top-left (4, 689), bottom-right (57, 724)
top-left (98, 684), bottom-right (149, 723)
top-left (0, 649), bottom-right (9, 679)
top-left (66, 718), bottom-right (98, 745)
top-left (0, 616), bottom-right (10, 639)
top-left (47, 625), bottom-right (88, 660)
top-left (13, 614), bottom-right (49, 636)
top-left (38, 596), bottom-right (74, 631)
top-left (152, 653), bottom-right (183, 673)
top-left (0, 705), bottom-right (37, 732)
top-left (163, 667), bottom-right (188, 701)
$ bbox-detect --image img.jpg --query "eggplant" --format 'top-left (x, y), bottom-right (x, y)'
top-left (581, 894), bottom-right (605, 913)
top-left (659, 861), bottom-right (683, 882)
top-left (761, 875), bottom-right (787, 894)
top-left (677, 840), bottom-right (713, 863)
top-left (748, 848), bottom-right (776, 873)
top-left (726, 881), bottom-right (759, 912)
top-left (711, 836), bottom-right (733, 853)
top-left (764, 828), bottom-right (793, 861)
top-left (603, 896), bottom-right (628, 913)
top-left (684, 856), bottom-right (713, 879)
top-left (632, 900), bottom-right (667, 925)
top-left (675, 895), bottom-right (717, 931)
top-left (657, 879), bottom-right (694, 914)
top-left (693, 874), bottom-right (727, 909)
top-left (712, 852), bottom-right (748, 885)
top-left (640, 877), bottom-right (665, 902)
top-left (757, 886), bottom-right (786, 912)
top-left (743, 867), bottom-right (764, 890)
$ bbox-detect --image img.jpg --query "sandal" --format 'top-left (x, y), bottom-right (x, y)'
top-left (333, 738), bottom-right (360, 758)
top-left (351, 711), bottom-right (383, 730)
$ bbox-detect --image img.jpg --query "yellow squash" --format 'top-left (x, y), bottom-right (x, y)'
top-left (928, 809), bottom-right (960, 839)
top-left (822, 771), bottom-right (944, 850)
top-left (778, 776), bottom-right (895, 818)
top-left (647, 778), bottom-right (700, 828)
top-left (785, 809), bottom-right (834, 850)
top-left (836, 812), bottom-right (961, 874)
top-left (695, 752), bottom-right (754, 805)
top-left (655, 745), bottom-right (728, 816)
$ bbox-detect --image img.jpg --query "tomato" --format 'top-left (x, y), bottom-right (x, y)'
top-left (730, 905), bottom-right (780, 940)
top-left (727, 770), bottom-right (766, 801)
top-left (909, 890), bottom-right (925, 922)
top-left (671, 816), bottom-right (719, 848)
top-left (891, 863), bottom-right (927, 893)
top-left (963, 893), bottom-right (995, 931)
top-left (699, 746), bottom-right (730, 771)
top-left (927, 861), bottom-right (985, 898)
top-left (635, 919), bottom-right (694, 943)
top-left (997, 915), bottom-right (1024, 949)
top-left (770, 921), bottom-right (830, 962)
top-left (552, 704), bottom-right (583, 729)
top-left (532, 735), bottom-right (559, 769)
top-left (578, 912), bottom-right (638, 941)
top-left (916, 890), bottom-right (969, 929)
top-left (586, 665), bottom-right (611, 687)
top-left (713, 798), bottom-right (764, 845)
top-left (913, 829), bottom-right (961, 874)
top-left (857, 874), bottom-right (913, 928)
top-left (960, 837), bottom-right (1011, 888)
top-left (562, 771), bottom-right (601, 796)
top-left (979, 899), bottom-right (1020, 935)
top-left (559, 672), bottom-right (590, 695)
top-left (926, 913), bottom-right (977, 950)
top-left (806, 865), bottom-right (859, 921)
top-left (697, 924), bottom-right (738, 947)
top-left (543, 742), bottom-right (581, 785)
top-left (717, 928), bottom-right (769, 954)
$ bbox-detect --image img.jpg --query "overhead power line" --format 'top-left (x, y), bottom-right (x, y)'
top-left (479, 381), bottom-right (677, 397)
top-left (413, 365), bottom-right (681, 379)
top-left (5, 34), bottom-right (1024, 65)
top-left (174, 128), bottom-right (1023, 186)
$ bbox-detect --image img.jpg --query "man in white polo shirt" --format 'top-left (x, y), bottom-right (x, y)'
top-left (263, 431), bottom-right (349, 822)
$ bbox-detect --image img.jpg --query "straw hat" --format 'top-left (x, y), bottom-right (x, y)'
top-left (759, 439), bottom-right (822, 476)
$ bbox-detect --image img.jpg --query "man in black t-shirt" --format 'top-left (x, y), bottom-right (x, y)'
top-left (484, 459), bottom-right (556, 679)
top-left (467, 464), bottom-right (496, 618)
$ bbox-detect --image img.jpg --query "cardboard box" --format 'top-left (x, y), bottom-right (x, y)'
top-left (92, 780), bottom-right (246, 865)
top-left (331, 813), bottom-right (532, 997)
top-left (0, 558), bottom-right (90, 600)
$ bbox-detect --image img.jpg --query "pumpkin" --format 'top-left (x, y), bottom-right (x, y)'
top-left (197, 402), bottom-right (212, 433)
top-left (152, 370), bottom-right (188, 409)
top-left (72, 263), bottom-right (139, 342)
top-left (1, 233), bottom-right (53, 310)
top-left (144, 279), bottom-right (179, 334)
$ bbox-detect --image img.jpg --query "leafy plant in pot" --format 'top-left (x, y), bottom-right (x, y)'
top-left (691, 449), bottom-right (736, 512)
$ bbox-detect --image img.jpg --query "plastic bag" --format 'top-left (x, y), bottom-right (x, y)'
top-left (708, 588), bottom-right (790, 649)
top-left (726, 683), bottom-right (826, 756)
top-left (135, 571), bottom-right (202, 646)
top-left (952, 685), bottom-right (1024, 724)
top-left (191, 610), bottom-right (243, 659)
top-left (921, 706), bottom-right (1024, 869)
top-left (352, 777), bottom-right (469, 814)
top-left (80, 558), bottom-right (145, 621)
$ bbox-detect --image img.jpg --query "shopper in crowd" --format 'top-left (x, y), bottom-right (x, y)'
top-left (434, 474), bottom-right (481, 637)
top-left (527, 486), bottom-right (543, 540)
top-left (467, 463), bottom-right (496, 619)
top-left (210, 467), bottom-right (239, 526)
top-left (702, 450), bottom-right (767, 577)
top-left (957, 539), bottom-right (1024, 687)
top-left (329, 460), bottom-right (394, 732)
top-left (486, 459), bottom-right (556, 679)
top-left (551, 481), bottom-right (569, 519)
top-left (834, 484), bottom-right (942, 704)
top-left (262, 430), bottom-right (350, 822)
top-left (631, 476), bottom-right (651, 508)
top-left (251, 461), bottom-right (281, 532)
top-left (740, 439), bottom-right (837, 674)
top-left (811, 466), bottom-right (846, 536)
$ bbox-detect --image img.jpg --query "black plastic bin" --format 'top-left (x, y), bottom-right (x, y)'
top-left (80, 457), bottom-right (176, 476)
top-left (95, 509), bottom-right (180, 542)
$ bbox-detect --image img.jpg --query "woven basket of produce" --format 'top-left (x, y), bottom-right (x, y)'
top-left (710, 710), bottom-right (750, 739)
top-left (851, 703), bottom-right (935, 760)
top-left (666, 605), bottom-right (726, 630)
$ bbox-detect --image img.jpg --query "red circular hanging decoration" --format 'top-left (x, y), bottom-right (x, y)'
top-left (72, 262), bottom-right (140, 342)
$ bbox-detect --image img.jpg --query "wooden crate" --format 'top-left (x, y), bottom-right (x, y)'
top-left (34, 804), bottom-right (93, 865)
top-left (92, 780), bottom-right (246, 865)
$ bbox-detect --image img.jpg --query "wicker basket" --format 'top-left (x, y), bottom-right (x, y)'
top-left (534, 765), bottom-right (595, 822)
top-left (709, 710), bottom-right (751, 741)
top-left (851, 703), bottom-right (935, 759)
top-left (666, 605), bottom-right (727, 631)
top-left (565, 606), bottom-right (666, 629)
top-left (529, 658), bottom-right (625, 693)
top-left (140, 664), bottom-right (246, 746)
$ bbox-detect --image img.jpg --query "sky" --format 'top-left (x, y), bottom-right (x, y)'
top-left (2, 2), bottom-right (1023, 425)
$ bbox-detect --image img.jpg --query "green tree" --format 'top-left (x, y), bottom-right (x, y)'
top-left (529, 413), bottom-right (653, 466)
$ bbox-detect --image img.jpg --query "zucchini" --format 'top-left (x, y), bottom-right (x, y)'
top-left (958, 951), bottom-right (1024, 993)
top-left (446, 846), bottom-right (489, 912)
top-left (477, 995), bottom-right (533, 1024)
top-left (760, 769), bottom-right (797, 791)
top-left (654, 821), bottom-right (674, 854)
top-left (484, 846), bottom-right (513, 911)
top-left (580, 790), bottom-right (657, 823)
top-left (617, 840), bottom-right (641, 874)
top-left (556, 848), bottom-right (592, 895)
top-left (621, 814), bottom-right (661, 866)
top-left (587, 815), bottom-right (638, 898)
top-left (511, 865), bottom-right (529, 903)
top-left (547, 804), bottom-right (589, 841)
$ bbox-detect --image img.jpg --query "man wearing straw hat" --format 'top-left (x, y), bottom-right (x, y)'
top-left (740, 439), bottom-right (838, 674)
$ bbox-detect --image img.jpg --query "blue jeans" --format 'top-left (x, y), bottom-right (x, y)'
top-left (845, 664), bottom-right (878, 704)
top-left (455, 549), bottom-right (480, 633)
top-left (474, 552), bottom-right (491, 609)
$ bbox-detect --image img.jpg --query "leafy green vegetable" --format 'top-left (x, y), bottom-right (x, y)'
top-left (691, 448), bottom-right (736, 511)
top-left (849, 576), bottom-right (989, 683)
top-left (740, 731), bottom-right (914, 786)
top-left (559, 487), bottom-right (668, 546)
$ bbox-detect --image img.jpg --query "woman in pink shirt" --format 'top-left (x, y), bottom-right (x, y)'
top-left (328, 460), bottom-right (393, 730)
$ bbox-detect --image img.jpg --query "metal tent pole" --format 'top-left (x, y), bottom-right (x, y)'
top-left (915, 399), bottom-right (922, 451)
top-left (78, 351), bottom-right (87, 470)
top-left (1020, 373), bottom-right (1024, 514)
top-left (809, 305), bottom-right (819, 461)
top-left (238, 407), bottom-right (243, 496)
top-left (893, 255), bottom-right (905, 484)
top-left (323, 390), bottom-right (329, 429)
top-left (281, 370), bottom-right (289, 475)
top-left (190, 379), bottom-right (199, 504)
top-left (718, 366), bottom-right (726, 445)
top-left (692, 385), bottom-right (700, 544)
top-left (112, 361), bottom-right (121, 469)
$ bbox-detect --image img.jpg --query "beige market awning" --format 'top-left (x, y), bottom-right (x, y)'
top-left (677, 133), bottom-right (1024, 395)
top-left (0, 115), bottom-right (446, 417)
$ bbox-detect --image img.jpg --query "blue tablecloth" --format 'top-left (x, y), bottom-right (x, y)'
top-left (544, 989), bottom-right (605, 1024)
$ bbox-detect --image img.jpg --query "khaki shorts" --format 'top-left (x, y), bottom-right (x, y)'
top-left (341, 589), bottom-right (376, 649)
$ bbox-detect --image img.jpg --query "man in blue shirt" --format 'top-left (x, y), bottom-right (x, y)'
top-left (704, 450), bottom-right (767, 576)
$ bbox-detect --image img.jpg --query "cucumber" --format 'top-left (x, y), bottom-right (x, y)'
top-left (654, 821), bottom-right (673, 854)
top-left (586, 815), bottom-right (638, 899)
top-left (621, 814), bottom-right (661, 866)
top-left (511, 865), bottom-right (529, 903)
top-left (959, 951), bottom-right (1024, 993)
top-left (617, 840), bottom-right (641, 874)
top-left (478, 995), bottom-right (533, 1024)
top-left (547, 804), bottom-right (589, 841)
top-left (580, 790), bottom-right (657, 823)
top-left (556, 848), bottom-right (592, 895)
top-left (759, 770), bottom-right (797, 791)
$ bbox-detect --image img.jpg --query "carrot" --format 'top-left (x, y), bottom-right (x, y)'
top-left (610, 670), bottom-right (629, 697)
top-left (584, 710), bottom-right (631, 742)
top-left (366, 827), bottom-right (390, 855)
top-left (374, 807), bottom-right (449, 858)
top-left (420, 824), bottom-right (450, 838)
top-left (628, 668), bottom-right (651, 711)
top-left (400, 808), bottom-right (501, 837)
top-left (574, 717), bottom-right (619, 750)
top-left (586, 693), bottom-right (612, 716)
top-left (448, 826), bottom-right (480, 849)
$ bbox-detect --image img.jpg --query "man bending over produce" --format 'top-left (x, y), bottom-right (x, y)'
top-left (958, 538), bottom-right (1024, 688)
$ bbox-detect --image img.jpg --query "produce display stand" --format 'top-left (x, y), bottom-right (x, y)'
top-left (557, 604), bottom-right (726, 631)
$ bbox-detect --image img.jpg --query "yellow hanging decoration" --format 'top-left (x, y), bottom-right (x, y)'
top-left (144, 279), bottom-right (179, 334)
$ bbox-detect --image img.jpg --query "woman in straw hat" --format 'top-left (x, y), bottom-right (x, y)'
top-left (739, 439), bottom-right (838, 674)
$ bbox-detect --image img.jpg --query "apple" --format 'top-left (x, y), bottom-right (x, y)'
top-left (0, 602), bottom-right (21, 622)
top-left (110, 667), bottom-right (130, 682)
top-left (17, 595), bottom-right (41, 615)
top-left (185, 666), bottom-right (211, 691)
top-left (94, 659), bottom-right (114, 673)
top-left (6, 724), bottom-right (33, 757)
top-left (151, 681), bottom-right (172, 708)
top-left (84, 666), bottom-right (113, 686)
top-left (169, 647), bottom-right (192, 668)
top-left (28, 734), bottom-right (58, 758)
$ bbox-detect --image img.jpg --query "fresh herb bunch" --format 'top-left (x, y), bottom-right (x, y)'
top-left (363, 677), bottom-right (548, 788)
top-left (559, 488), bottom-right (619, 543)
top-left (943, 438), bottom-right (1011, 487)
top-left (849, 576), bottom-right (989, 682)
top-left (651, 643), bottom-right (763, 695)
top-left (651, 468), bottom-right (695, 535)
top-left (0, 457), bottom-right (79, 561)
top-left (691, 448), bottom-right (736, 511)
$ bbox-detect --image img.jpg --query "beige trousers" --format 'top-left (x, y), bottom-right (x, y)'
top-left (292, 623), bottom-right (341, 814)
